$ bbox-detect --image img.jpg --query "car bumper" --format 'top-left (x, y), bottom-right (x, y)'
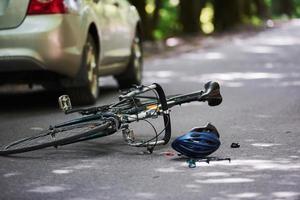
top-left (0, 14), bottom-right (83, 78)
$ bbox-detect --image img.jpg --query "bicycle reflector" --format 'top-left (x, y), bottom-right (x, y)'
top-left (58, 95), bottom-right (72, 113)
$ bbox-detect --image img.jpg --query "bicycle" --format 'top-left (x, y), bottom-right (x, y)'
top-left (0, 81), bottom-right (222, 156)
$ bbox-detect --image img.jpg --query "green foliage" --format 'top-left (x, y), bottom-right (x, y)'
top-left (152, 1), bottom-right (180, 40)
top-left (251, 16), bottom-right (263, 26)
top-left (293, 0), bottom-right (300, 17)
top-left (132, 0), bottom-right (300, 40)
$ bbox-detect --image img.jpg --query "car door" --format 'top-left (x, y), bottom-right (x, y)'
top-left (100, 0), bottom-right (132, 67)
top-left (91, 0), bottom-right (115, 67)
top-left (111, 0), bottom-right (132, 60)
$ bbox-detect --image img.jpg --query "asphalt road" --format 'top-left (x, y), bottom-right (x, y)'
top-left (1, 20), bottom-right (300, 200)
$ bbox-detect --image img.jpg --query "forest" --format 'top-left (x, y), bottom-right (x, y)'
top-left (128, 0), bottom-right (300, 40)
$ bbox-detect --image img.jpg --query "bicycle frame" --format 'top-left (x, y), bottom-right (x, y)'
top-left (56, 81), bottom-right (222, 148)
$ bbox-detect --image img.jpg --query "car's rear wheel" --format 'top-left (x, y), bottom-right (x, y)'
top-left (115, 29), bottom-right (143, 89)
top-left (68, 34), bottom-right (99, 105)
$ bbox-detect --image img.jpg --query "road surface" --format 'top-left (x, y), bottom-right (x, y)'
top-left (0, 20), bottom-right (300, 200)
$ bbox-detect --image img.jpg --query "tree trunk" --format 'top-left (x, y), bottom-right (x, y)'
top-left (179, 0), bottom-right (207, 34)
top-left (212, 0), bottom-right (242, 31)
top-left (272, 0), bottom-right (295, 17)
top-left (253, 0), bottom-right (269, 19)
top-left (151, 0), bottom-right (162, 32)
top-left (242, 0), bottom-right (253, 17)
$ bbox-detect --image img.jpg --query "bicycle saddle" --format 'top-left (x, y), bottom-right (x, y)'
top-left (200, 81), bottom-right (222, 106)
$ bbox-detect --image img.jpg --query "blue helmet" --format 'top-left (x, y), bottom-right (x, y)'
top-left (171, 123), bottom-right (221, 158)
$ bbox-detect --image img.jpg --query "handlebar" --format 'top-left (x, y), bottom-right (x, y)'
top-left (57, 81), bottom-right (222, 147)
top-left (121, 83), bottom-right (171, 145)
top-left (166, 81), bottom-right (222, 108)
top-left (117, 81), bottom-right (222, 147)
top-left (199, 81), bottom-right (223, 106)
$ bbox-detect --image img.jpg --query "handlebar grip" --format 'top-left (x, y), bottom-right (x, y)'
top-left (200, 81), bottom-right (222, 106)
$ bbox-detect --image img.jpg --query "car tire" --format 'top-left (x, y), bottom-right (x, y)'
top-left (115, 29), bottom-right (143, 89)
top-left (68, 34), bottom-right (99, 105)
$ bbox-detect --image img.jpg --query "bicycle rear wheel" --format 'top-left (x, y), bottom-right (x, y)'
top-left (0, 121), bottom-right (112, 155)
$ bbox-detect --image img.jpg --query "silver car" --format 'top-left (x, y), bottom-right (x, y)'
top-left (0, 0), bottom-right (143, 104)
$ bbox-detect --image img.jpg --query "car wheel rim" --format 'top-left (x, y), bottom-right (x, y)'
top-left (133, 36), bottom-right (142, 83)
top-left (86, 43), bottom-right (98, 98)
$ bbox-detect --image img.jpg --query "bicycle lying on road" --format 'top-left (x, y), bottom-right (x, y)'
top-left (0, 81), bottom-right (222, 156)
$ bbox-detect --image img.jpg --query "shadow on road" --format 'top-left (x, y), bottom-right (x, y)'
top-left (0, 138), bottom-right (144, 160)
top-left (0, 85), bottom-right (119, 112)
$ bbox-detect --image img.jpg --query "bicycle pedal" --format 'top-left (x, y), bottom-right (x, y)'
top-left (58, 95), bottom-right (72, 113)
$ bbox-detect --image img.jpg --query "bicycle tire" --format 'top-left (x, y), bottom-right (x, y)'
top-left (0, 121), bottom-right (112, 156)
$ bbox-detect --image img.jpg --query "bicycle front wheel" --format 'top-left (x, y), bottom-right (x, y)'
top-left (0, 121), bottom-right (112, 156)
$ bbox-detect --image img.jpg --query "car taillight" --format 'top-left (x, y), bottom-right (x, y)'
top-left (27, 0), bottom-right (67, 15)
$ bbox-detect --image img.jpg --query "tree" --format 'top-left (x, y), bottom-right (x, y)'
top-left (253, 0), bottom-right (269, 19)
top-left (129, 0), bottom-right (162, 40)
top-left (179, 0), bottom-right (207, 34)
top-left (272, 0), bottom-right (295, 17)
top-left (212, 0), bottom-right (243, 31)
